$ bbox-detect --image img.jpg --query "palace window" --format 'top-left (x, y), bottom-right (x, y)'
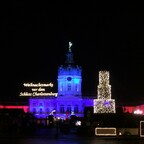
top-left (33, 103), bottom-right (36, 106)
top-left (67, 105), bottom-right (71, 113)
top-left (68, 83), bottom-right (71, 91)
top-left (60, 105), bottom-right (65, 113)
top-left (40, 108), bottom-right (43, 114)
top-left (74, 105), bottom-right (78, 113)
top-left (75, 84), bottom-right (79, 91)
top-left (61, 84), bottom-right (63, 91)
top-left (46, 108), bottom-right (49, 113)
top-left (39, 103), bottom-right (43, 106)
top-left (33, 108), bottom-right (36, 113)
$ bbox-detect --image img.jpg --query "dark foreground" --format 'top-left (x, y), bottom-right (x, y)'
top-left (0, 127), bottom-right (144, 144)
top-left (0, 138), bottom-right (144, 144)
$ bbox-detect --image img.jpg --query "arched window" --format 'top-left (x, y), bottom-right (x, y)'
top-left (33, 103), bottom-right (36, 106)
top-left (68, 83), bottom-right (71, 91)
top-left (67, 105), bottom-right (71, 113)
top-left (75, 84), bottom-right (78, 91)
top-left (33, 108), bottom-right (36, 114)
top-left (39, 103), bottom-right (43, 106)
top-left (60, 105), bottom-right (65, 113)
top-left (46, 108), bottom-right (49, 113)
top-left (74, 105), bottom-right (78, 113)
top-left (40, 108), bottom-right (43, 114)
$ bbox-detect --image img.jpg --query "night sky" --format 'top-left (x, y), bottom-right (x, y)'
top-left (2, 1), bottom-right (144, 106)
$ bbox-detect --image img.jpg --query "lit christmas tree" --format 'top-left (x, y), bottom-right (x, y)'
top-left (94, 71), bottom-right (116, 113)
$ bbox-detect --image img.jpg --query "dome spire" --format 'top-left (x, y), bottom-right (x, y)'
top-left (65, 41), bottom-right (74, 64)
top-left (69, 41), bottom-right (72, 52)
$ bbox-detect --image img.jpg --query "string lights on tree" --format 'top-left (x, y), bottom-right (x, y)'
top-left (94, 71), bottom-right (116, 113)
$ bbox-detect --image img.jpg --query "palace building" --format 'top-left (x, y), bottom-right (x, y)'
top-left (29, 42), bottom-right (94, 119)
top-left (29, 42), bottom-right (117, 119)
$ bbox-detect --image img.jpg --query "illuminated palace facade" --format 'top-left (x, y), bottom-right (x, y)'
top-left (1, 43), bottom-right (143, 117)
top-left (29, 43), bottom-right (94, 119)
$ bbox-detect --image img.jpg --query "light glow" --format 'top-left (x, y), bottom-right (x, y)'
top-left (74, 78), bottom-right (79, 84)
top-left (134, 109), bottom-right (143, 115)
top-left (0, 105), bottom-right (29, 113)
top-left (75, 121), bottom-right (81, 126)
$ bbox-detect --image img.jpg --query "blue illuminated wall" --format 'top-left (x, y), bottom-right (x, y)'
top-left (29, 44), bottom-right (94, 119)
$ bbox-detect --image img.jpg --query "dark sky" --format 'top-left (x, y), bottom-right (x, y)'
top-left (2, 1), bottom-right (144, 105)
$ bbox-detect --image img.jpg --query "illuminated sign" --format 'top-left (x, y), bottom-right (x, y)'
top-left (19, 82), bottom-right (58, 97)
top-left (95, 127), bottom-right (117, 136)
